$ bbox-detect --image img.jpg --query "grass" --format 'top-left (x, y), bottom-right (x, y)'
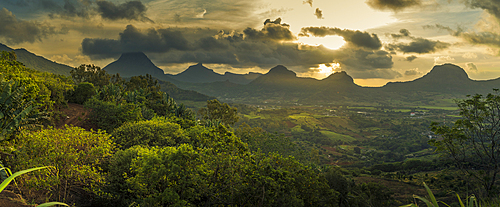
top-left (320, 130), bottom-right (356, 142)
top-left (0, 165), bottom-right (68, 206)
top-left (419, 106), bottom-right (459, 110)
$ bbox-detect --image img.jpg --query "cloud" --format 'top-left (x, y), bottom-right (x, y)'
top-left (405, 55), bottom-right (418, 62)
top-left (434, 56), bottom-right (455, 64)
top-left (0, 8), bottom-right (61, 44)
top-left (387, 29), bottom-right (450, 54)
top-left (462, 52), bottom-right (477, 59)
top-left (96, 0), bottom-right (154, 22)
top-left (50, 54), bottom-right (73, 63)
top-left (303, 0), bottom-right (313, 7)
top-left (82, 19), bottom-right (398, 79)
top-left (390, 29), bottom-right (411, 39)
top-left (299, 26), bottom-right (382, 50)
top-left (44, 0), bottom-right (92, 19)
top-left (462, 0), bottom-right (500, 22)
top-left (81, 24), bottom-right (191, 59)
top-left (244, 18), bottom-right (296, 41)
top-left (426, 24), bottom-right (500, 53)
top-left (386, 37), bottom-right (450, 54)
top-left (314, 8), bottom-right (324, 19)
top-left (466, 62), bottom-right (478, 71)
top-left (366, 0), bottom-right (422, 12)
top-left (404, 68), bottom-right (422, 76)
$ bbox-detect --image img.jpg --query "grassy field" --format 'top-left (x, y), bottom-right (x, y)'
top-left (320, 130), bottom-right (356, 142)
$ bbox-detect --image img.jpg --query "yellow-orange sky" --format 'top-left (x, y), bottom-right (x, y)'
top-left (1, 0), bottom-right (500, 86)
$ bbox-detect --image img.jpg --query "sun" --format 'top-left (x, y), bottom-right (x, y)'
top-left (312, 62), bottom-right (341, 79)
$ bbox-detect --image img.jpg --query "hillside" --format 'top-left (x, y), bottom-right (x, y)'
top-left (0, 43), bottom-right (72, 76)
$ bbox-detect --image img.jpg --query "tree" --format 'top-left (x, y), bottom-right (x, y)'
top-left (198, 99), bottom-right (239, 127)
top-left (0, 77), bottom-right (44, 141)
top-left (70, 64), bottom-right (111, 88)
top-left (430, 89), bottom-right (500, 197)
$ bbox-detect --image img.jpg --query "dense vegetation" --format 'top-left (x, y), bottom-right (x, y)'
top-left (0, 50), bottom-right (499, 206)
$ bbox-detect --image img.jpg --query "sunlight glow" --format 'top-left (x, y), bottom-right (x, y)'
top-left (298, 36), bottom-right (346, 50)
top-left (311, 62), bottom-right (341, 79)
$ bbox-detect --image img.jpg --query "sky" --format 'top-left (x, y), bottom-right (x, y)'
top-left (1, 0), bottom-right (500, 86)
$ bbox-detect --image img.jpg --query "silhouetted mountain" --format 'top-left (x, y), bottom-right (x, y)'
top-left (167, 63), bottom-right (262, 84)
top-left (0, 43), bottom-right (72, 76)
top-left (174, 64), bottom-right (500, 105)
top-left (223, 72), bottom-right (262, 84)
top-left (168, 63), bottom-right (224, 83)
top-left (382, 64), bottom-right (497, 95)
top-left (103, 52), bottom-right (166, 78)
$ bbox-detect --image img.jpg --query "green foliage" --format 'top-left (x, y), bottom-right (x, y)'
top-left (0, 76), bottom-right (45, 141)
top-left (0, 166), bottom-right (69, 207)
top-left (401, 182), bottom-right (480, 207)
top-left (430, 89), bottom-right (500, 197)
top-left (12, 126), bottom-right (115, 204)
top-left (198, 99), bottom-right (239, 127)
top-left (84, 98), bottom-right (143, 132)
top-left (68, 82), bottom-right (96, 104)
top-left (70, 64), bottom-right (112, 88)
top-left (112, 117), bottom-right (189, 149)
top-left (0, 51), bottom-right (73, 111)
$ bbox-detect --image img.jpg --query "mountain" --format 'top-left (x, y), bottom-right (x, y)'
top-left (167, 63), bottom-right (262, 84)
top-left (382, 64), bottom-right (499, 95)
top-left (0, 43), bottom-right (73, 76)
top-left (173, 63), bottom-right (500, 105)
top-left (168, 63), bottom-right (224, 83)
top-left (103, 52), bottom-right (166, 78)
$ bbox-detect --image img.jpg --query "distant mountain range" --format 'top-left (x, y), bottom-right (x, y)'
top-left (2, 44), bottom-right (499, 106)
top-left (103, 52), bottom-right (262, 84)
top-left (0, 43), bottom-right (72, 76)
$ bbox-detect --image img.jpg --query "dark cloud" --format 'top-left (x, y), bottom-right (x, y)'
top-left (0, 8), bottom-right (61, 44)
top-left (81, 25), bottom-right (191, 59)
top-left (462, 0), bottom-right (500, 22)
top-left (386, 37), bottom-right (450, 54)
top-left (96, 0), bottom-right (153, 22)
top-left (245, 18), bottom-right (295, 41)
top-left (466, 62), bottom-right (478, 71)
top-left (303, 0), bottom-right (313, 7)
top-left (366, 0), bottom-right (422, 12)
top-left (45, 0), bottom-right (92, 19)
top-left (82, 19), bottom-right (397, 79)
top-left (299, 26), bottom-right (382, 50)
top-left (387, 29), bottom-right (450, 54)
top-left (174, 13), bottom-right (181, 22)
top-left (314, 8), bottom-right (324, 19)
top-left (405, 55), bottom-right (418, 62)
top-left (390, 29), bottom-right (411, 39)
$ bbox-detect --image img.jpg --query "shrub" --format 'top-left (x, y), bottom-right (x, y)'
top-left (11, 126), bottom-right (115, 205)
top-left (68, 82), bottom-right (95, 104)
top-left (112, 117), bottom-right (189, 149)
top-left (84, 98), bottom-right (143, 132)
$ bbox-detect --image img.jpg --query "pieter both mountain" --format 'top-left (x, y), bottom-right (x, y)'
top-left (2, 46), bottom-right (499, 105)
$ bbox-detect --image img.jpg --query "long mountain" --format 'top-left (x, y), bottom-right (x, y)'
top-left (0, 43), bottom-right (72, 76)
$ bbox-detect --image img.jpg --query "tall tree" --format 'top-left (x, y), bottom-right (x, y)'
top-left (198, 99), bottom-right (239, 127)
top-left (430, 89), bottom-right (500, 197)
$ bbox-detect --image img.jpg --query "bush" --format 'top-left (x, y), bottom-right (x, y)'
top-left (68, 82), bottom-right (95, 104)
top-left (84, 98), bottom-right (143, 132)
top-left (112, 117), bottom-right (189, 149)
top-left (11, 126), bottom-right (115, 205)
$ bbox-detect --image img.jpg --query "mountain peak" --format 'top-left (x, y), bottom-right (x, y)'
top-left (103, 52), bottom-right (165, 77)
top-left (265, 65), bottom-right (296, 77)
top-left (323, 71), bottom-right (354, 83)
